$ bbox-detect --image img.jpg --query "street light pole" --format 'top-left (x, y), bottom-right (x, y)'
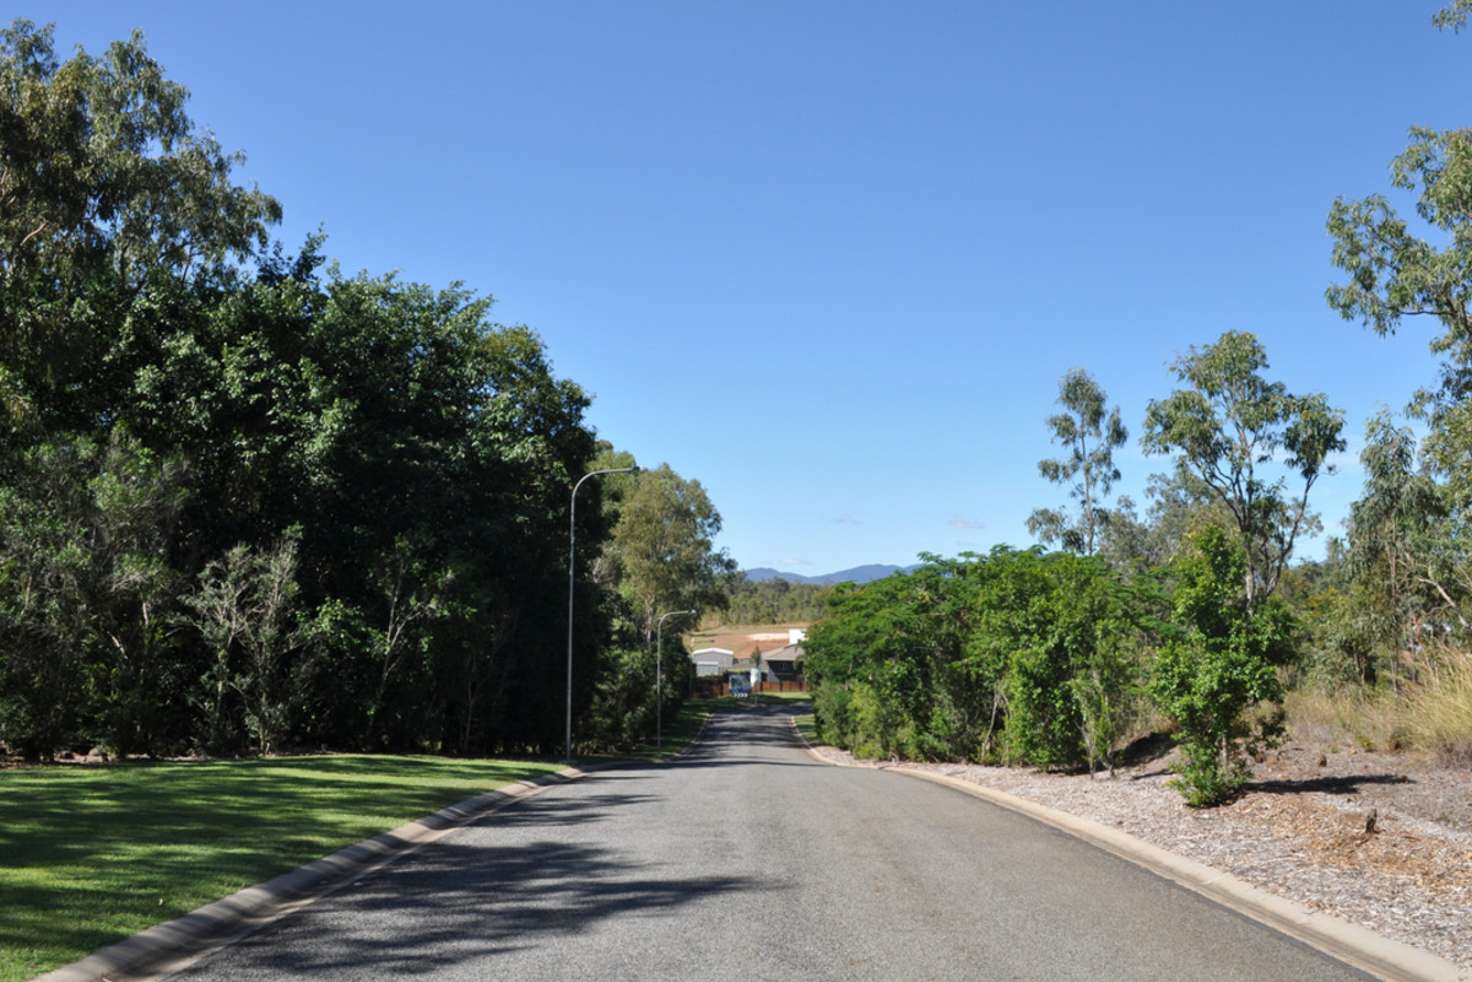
top-left (566, 466), bottom-right (636, 762)
top-left (655, 609), bottom-right (695, 749)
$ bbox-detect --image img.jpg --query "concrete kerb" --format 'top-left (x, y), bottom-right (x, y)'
top-left (787, 717), bottom-right (1467, 982)
top-left (41, 714), bottom-right (718, 982)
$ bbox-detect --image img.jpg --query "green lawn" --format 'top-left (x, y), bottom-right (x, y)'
top-left (0, 754), bottom-right (561, 981)
top-left (692, 692), bottom-right (812, 713)
top-left (794, 713), bottom-right (820, 746)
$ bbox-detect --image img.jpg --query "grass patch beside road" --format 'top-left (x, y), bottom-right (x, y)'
top-left (624, 702), bottom-right (713, 761)
top-left (0, 754), bottom-right (561, 981)
top-left (794, 713), bottom-right (820, 746)
top-left (693, 692), bottom-right (812, 713)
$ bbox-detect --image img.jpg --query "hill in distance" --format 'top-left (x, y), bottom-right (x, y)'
top-left (743, 563), bottom-right (920, 586)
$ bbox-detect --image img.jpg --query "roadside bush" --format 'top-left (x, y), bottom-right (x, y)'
top-left (812, 682), bottom-right (854, 748)
top-left (804, 551), bottom-right (1144, 770)
top-left (847, 681), bottom-right (894, 759)
top-left (1148, 527), bottom-right (1295, 806)
top-left (1070, 634), bottom-right (1143, 777)
top-left (983, 552), bottom-right (1140, 771)
top-left (585, 648), bottom-right (655, 751)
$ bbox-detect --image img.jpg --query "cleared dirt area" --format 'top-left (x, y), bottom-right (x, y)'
top-left (686, 623), bottom-right (809, 657)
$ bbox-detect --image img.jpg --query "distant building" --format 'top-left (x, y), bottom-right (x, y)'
top-left (689, 647), bottom-right (734, 677)
top-left (759, 645), bottom-right (804, 682)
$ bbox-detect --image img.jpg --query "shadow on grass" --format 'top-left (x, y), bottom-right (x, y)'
top-left (0, 755), bottom-right (560, 977)
top-left (0, 706), bottom-right (808, 977)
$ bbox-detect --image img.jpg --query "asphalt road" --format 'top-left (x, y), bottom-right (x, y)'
top-left (170, 705), bottom-right (1364, 981)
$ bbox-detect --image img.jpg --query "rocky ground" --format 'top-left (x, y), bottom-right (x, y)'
top-left (808, 737), bottom-right (1472, 972)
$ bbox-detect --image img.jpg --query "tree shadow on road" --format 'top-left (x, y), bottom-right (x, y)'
top-left (174, 796), bottom-right (770, 978)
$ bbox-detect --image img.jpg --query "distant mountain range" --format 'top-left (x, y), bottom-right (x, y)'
top-left (743, 563), bottom-right (920, 586)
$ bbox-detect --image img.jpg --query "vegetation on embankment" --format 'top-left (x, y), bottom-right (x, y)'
top-left (0, 755), bottom-right (561, 981)
top-left (1284, 651), bottom-right (1472, 763)
top-left (804, 0), bottom-right (1472, 801)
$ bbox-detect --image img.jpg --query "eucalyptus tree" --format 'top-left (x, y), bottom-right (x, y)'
top-left (1142, 331), bottom-right (1345, 609)
top-left (1027, 369), bottom-right (1128, 555)
top-left (1327, 126), bottom-right (1472, 498)
top-left (1322, 2), bottom-right (1472, 666)
top-left (1347, 413), bottom-right (1464, 652)
top-left (1435, 0), bottom-right (1471, 31)
top-left (0, 20), bottom-right (279, 459)
top-left (604, 463), bottom-right (734, 643)
top-left (1325, 11), bottom-right (1472, 510)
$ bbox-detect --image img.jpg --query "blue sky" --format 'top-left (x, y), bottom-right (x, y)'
top-left (47, 1), bottom-right (1471, 572)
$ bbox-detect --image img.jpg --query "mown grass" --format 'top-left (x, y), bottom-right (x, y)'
top-left (0, 754), bottom-right (561, 981)
top-left (793, 713), bottom-right (819, 746)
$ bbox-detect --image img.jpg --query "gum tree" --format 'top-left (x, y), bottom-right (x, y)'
top-left (1027, 369), bottom-right (1128, 556)
top-left (1142, 331), bottom-right (1345, 610)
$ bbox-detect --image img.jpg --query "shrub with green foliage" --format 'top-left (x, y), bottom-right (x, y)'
top-left (805, 549), bottom-right (1144, 769)
top-left (1149, 527), bottom-right (1295, 806)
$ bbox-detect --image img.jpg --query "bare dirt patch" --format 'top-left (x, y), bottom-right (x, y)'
top-left (688, 623), bottom-right (809, 657)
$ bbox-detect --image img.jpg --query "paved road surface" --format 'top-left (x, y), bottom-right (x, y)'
top-left (171, 706), bottom-right (1363, 981)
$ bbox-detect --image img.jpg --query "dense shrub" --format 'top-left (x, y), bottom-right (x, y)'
top-left (1148, 528), bottom-right (1295, 806)
top-left (805, 549), bottom-right (1145, 770)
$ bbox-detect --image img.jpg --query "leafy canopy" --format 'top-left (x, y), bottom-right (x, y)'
top-left (1142, 331), bottom-right (1345, 607)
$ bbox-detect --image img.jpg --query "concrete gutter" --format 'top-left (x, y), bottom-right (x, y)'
top-left (789, 716), bottom-right (1468, 982)
top-left (40, 714), bottom-right (716, 982)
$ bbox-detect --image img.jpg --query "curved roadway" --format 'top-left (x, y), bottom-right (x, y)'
top-left (171, 705), bottom-right (1363, 981)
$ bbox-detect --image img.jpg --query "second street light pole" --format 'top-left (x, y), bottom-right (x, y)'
top-left (566, 465), bottom-right (637, 763)
top-left (655, 608), bottom-right (696, 749)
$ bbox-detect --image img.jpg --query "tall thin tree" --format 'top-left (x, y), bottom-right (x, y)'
top-left (1028, 369), bottom-right (1128, 555)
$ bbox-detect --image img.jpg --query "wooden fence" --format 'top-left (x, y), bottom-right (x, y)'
top-left (691, 677), bottom-right (807, 698)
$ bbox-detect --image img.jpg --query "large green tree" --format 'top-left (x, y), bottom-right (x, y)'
top-left (0, 21), bottom-right (279, 461)
top-left (1321, 3), bottom-right (1472, 676)
top-left (1142, 331), bottom-right (1345, 609)
top-left (0, 20), bottom-right (635, 760)
top-left (603, 463), bottom-right (734, 642)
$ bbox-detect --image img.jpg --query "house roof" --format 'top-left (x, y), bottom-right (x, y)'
top-left (760, 645), bottom-right (804, 664)
top-left (691, 647), bottom-right (733, 656)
